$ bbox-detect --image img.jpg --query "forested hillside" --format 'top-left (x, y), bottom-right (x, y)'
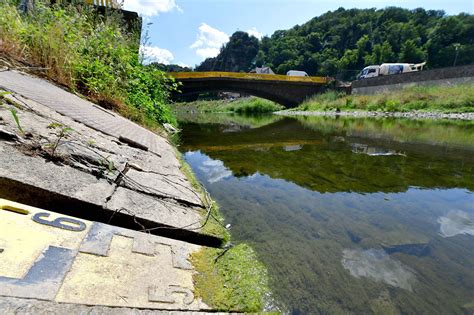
top-left (196, 7), bottom-right (474, 79)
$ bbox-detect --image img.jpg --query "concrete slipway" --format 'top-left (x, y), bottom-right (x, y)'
top-left (0, 70), bottom-right (224, 313)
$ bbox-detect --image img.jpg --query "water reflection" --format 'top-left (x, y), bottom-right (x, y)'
top-left (438, 210), bottom-right (474, 238)
top-left (351, 143), bottom-right (407, 157)
top-left (180, 115), bottom-right (474, 314)
top-left (341, 248), bottom-right (416, 291)
top-left (195, 155), bottom-right (232, 183)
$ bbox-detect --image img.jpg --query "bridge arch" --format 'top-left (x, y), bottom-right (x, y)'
top-left (169, 72), bottom-right (331, 107)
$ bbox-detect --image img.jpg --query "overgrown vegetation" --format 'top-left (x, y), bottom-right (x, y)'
top-left (197, 8), bottom-right (473, 79)
top-left (0, 0), bottom-right (177, 128)
top-left (296, 84), bottom-right (474, 113)
top-left (191, 243), bottom-right (272, 312)
top-left (173, 97), bottom-right (284, 114)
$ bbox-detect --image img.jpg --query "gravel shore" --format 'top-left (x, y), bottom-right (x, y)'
top-left (275, 110), bottom-right (474, 120)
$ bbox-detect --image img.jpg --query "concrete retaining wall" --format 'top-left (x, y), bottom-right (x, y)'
top-left (352, 64), bottom-right (474, 95)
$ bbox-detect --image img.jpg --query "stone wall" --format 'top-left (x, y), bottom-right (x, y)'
top-left (352, 64), bottom-right (474, 95)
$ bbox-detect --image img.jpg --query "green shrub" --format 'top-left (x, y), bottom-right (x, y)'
top-left (384, 99), bottom-right (401, 112)
top-left (0, 1), bottom-right (177, 127)
top-left (232, 98), bottom-right (283, 114)
top-left (296, 85), bottom-right (474, 113)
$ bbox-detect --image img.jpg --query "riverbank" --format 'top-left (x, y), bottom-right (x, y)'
top-left (294, 84), bottom-right (474, 114)
top-left (277, 110), bottom-right (474, 120)
top-left (173, 97), bottom-right (284, 114)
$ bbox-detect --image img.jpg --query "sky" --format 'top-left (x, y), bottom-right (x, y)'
top-left (123, 0), bottom-right (474, 68)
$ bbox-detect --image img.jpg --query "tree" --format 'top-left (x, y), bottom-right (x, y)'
top-left (199, 8), bottom-right (474, 76)
top-left (399, 39), bottom-right (425, 63)
top-left (365, 41), bottom-right (395, 64)
top-left (196, 31), bottom-right (259, 72)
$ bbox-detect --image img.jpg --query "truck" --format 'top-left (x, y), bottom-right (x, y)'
top-left (358, 62), bottom-right (426, 79)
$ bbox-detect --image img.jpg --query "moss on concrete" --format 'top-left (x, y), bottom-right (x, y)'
top-left (191, 243), bottom-right (272, 312)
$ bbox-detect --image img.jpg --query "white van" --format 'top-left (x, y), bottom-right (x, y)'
top-left (287, 70), bottom-right (309, 77)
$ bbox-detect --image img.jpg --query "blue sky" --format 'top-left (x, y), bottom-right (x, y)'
top-left (123, 0), bottom-right (474, 68)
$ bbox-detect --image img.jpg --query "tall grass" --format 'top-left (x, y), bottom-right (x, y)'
top-left (298, 84), bottom-right (474, 113)
top-left (0, 0), bottom-right (177, 127)
top-left (229, 97), bottom-right (284, 114)
top-left (174, 97), bottom-right (284, 114)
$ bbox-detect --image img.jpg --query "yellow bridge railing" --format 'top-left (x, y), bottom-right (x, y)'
top-left (169, 72), bottom-right (333, 84)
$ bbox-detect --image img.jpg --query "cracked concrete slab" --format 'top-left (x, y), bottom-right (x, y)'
top-left (105, 187), bottom-right (203, 231)
top-left (0, 297), bottom-right (230, 315)
top-left (0, 144), bottom-right (115, 208)
top-left (0, 85), bottom-right (211, 237)
top-left (0, 70), bottom-right (173, 159)
top-left (121, 169), bottom-right (204, 207)
top-left (0, 199), bottom-right (210, 311)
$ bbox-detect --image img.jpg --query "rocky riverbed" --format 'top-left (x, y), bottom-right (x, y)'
top-left (276, 110), bottom-right (474, 120)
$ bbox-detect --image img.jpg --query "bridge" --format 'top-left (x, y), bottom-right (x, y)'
top-left (169, 72), bottom-right (333, 107)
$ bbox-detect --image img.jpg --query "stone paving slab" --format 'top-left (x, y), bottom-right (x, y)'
top-left (0, 199), bottom-right (209, 311)
top-left (0, 70), bottom-right (173, 159)
top-left (0, 297), bottom-right (230, 315)
top-left (0, 144), bottom-right (115, 208)
top-left (0, 86), bottom-right (206, 231)
top-left (0, 70), bottom-right (224, 313)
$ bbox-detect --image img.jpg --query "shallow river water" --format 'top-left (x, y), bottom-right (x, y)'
top-left (177, 113), bottom-right (474, 314)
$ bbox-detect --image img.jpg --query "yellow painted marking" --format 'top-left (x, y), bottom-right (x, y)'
top-left (169, 71), bottom-right (332, 84)
top-left (0, 205), bottom-right (29, 215)
top-left (0, 199), bottom-right (90, 279)
top-left (0, 199), bottom-right (206, 310)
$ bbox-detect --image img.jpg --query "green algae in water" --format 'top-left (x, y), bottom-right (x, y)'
top-left (191, 243), bottom-right (274, 312)
top-left (179, 115), bottom-right (474, 314)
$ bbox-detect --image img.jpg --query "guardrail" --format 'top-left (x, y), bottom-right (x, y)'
top-left (83, 0), bottom-right (119, 8)
top-left (169, 72), bottom-right (333, 84)
top-left (70, 0), bottom-right (120, 9)
top-left (56, 0), bottom-right (119, 8)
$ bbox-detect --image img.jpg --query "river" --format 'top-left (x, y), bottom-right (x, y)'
top-left (177, 113), bottom-right (474, 314)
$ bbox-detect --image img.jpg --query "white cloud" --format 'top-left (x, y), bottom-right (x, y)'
top-left (123, 0), bottom-right (181, 17)
top-left (140, 45), bottom-right (174, 65)
top-left (177, 62), bottom-right (190, 68)
top-left (341, 248), bottom-right (416, 291)
top-left (190, 23), bottom-right (229, 59)
top-left (438, 210), bottom-right (474, 238)
top-left (195, 48), bottom-right (221, 59)
top-left (247, 27), bottom-right (263, 39)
